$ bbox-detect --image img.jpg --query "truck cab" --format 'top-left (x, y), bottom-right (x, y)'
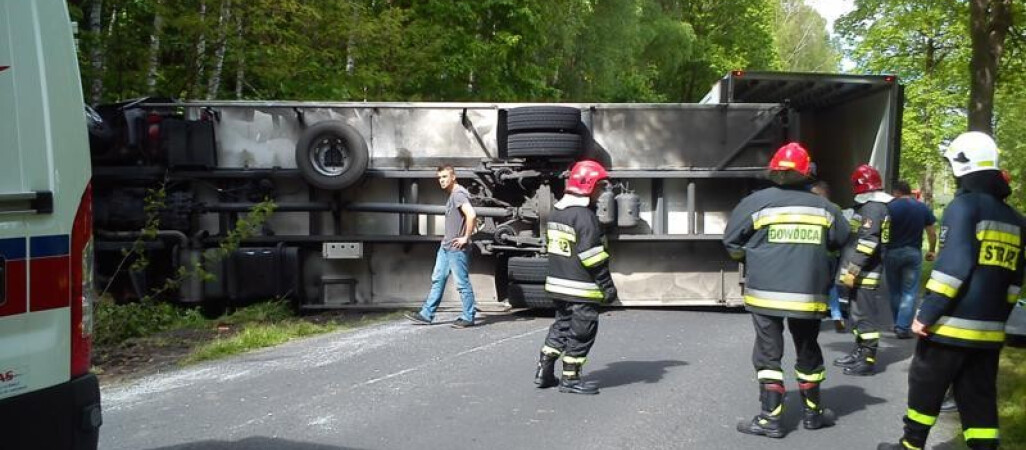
top-left (0, 1), bottom-right (102, 448)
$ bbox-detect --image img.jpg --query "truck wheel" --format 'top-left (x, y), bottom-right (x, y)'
top-left (508, 256), bottom-right (548, 283)
top-left (507, 133), bottom-right (582, 159)
top-left (295, 121), bottom-right (369, 190)
top-left (507, 106), bottom-right (581, 134)
top-left (508, 283), bottom-right (555, 309)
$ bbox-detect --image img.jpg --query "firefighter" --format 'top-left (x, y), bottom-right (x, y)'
top-left (879, 132), bottom-right (1024, 450)
top-left (723, 143), bottom-right (850, 438)
top-left (533, 160), bottom-right (618, 395)
top-left (834, 164), bottom-right (892, 376)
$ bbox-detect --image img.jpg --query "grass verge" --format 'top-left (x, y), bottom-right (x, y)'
top-left (998, 347), bottom-right (1026, 447)
top-left (181, 320), bottom-right (335, 365)
top-left (181, 311), bottom-right (403, 366)
top-left (94, 296), bottom-right (403, 383)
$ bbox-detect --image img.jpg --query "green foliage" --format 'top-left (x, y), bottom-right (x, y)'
top-left (181, 311), bottom-right (403, 365)
top-left (836, 0), bottom-right (1024, 200)
top-left (218, 299), bottom-right (293, 325)
top-left (101, 183), bottom-right (167, 280)
top-left (182, 320), bottom-right (336, 364)
top-left (94, 296), bottom-right (206, 346)
top-left (998, 348), bottom-right (1026, 447)
top-left (73, 0), bottom-right (789, 104)
top-left (773, 0), bottom-right (840, 72)
top-left (837, 0), bottom-right (967, 192)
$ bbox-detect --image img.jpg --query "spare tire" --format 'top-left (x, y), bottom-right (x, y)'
top-left (507, 106), bottom-right (581, 134)
top-left (507, 133), bottom-right (582, 159)
top-left (295, 121), bottom-right (369, 190)
top-left (508, 283), bottom-right (555, 309)
top-left (508, 256), bottom-right (548, 283)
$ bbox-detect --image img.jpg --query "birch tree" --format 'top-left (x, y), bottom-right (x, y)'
top-left (145, 0), bottom-right (164, 93)
top-left (88, 0), bottom-right (105, 104)
top-left (206, 0), bottom-right (232, 100)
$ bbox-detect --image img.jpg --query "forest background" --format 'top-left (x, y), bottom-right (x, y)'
top-left (68, 0), bottom-right (1024, 207)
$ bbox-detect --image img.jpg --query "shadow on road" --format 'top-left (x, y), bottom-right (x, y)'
top-left (587, 360), bottom-right (689, 389)
top-left (931, 435), bottom-right (968, 450)
top-left (146, 437), bottom-right (365, 450)
top-left (772, 384), bottom-right (889, 434)
top-left (821, 384), bottom-right (889, 419)
top-left (477, 309), bottom-right (551, 325)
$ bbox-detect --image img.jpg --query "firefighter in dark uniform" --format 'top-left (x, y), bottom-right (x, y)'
top-left (879, 132), bottom-right (1024, 450)
top-left (533, 160), bottom-right (617, 395)
top-left (834, 164), bottom-right (892, 376)
top-left (723, 143), bottom-right (850, 438)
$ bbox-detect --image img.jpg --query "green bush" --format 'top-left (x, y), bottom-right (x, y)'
top-left (999, 348), bottom-right (1026, 447)
top-left (94, 296), bottom-right (205, 346)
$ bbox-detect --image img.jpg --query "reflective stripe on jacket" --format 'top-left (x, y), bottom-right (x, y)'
top-left (837, 198), bottom-right (890, 290)
top-left (545, 198), bottom-right (615, 303)
top-left (919, 188), bottom-right (1026, 349)
top-left (723, 186), bottom-right (849, 319)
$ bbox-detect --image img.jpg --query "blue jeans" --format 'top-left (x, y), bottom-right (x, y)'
top-left (885, 246), bottom-right (923, 332)
top-left (828, 284), bottom-right (843, 320)
top-left (419, 246), bottom-right (476, 323)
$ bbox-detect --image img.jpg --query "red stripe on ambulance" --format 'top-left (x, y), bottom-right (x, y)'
top-left (29, 256), bottom-right (71, 312)
top-left (0, 261), bottom-right (27, 317)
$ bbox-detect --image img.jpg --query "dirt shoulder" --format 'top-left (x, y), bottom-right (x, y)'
top-left (92, 310), bottom-right (395, 386)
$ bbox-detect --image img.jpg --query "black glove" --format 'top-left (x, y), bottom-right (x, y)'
top-left (603, 286), bottom-right (618, 304)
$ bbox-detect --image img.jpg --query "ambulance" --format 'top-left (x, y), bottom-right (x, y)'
top-left (0, 1), bottom-right (102, 448)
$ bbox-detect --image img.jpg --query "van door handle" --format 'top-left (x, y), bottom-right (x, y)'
top-left (0, 191), bottom-right (54, 215)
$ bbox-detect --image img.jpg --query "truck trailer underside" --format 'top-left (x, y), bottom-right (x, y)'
top-left (88, 72), bottom-right (901, 310)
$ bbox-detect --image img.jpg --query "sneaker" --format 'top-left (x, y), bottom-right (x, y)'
top-left (834, 320), bottom-right (847, 333)
top-left (405, 312), bottom-right (432, 325)
top-left (451, 318), bottom-right (474, 329)
top-left (894, 328), bottom-right (913, 339)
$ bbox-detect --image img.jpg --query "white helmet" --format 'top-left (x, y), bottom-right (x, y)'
top-left (944, 131), bottom-right (999, 177)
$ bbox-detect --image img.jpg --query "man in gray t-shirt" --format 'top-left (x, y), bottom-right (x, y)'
top-left (405, 165), bottom-right (479, 328)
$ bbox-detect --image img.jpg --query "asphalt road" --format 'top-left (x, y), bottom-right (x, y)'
top-left (100, 308), bottom-right (964, 450)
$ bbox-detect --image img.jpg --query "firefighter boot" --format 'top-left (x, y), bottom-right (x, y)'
top-left (879, 417), bottom-right (933, 450)
top-left (843, 346), bottom-right (877, 376)
top-left (737, 383), bottom-right (786, 438)
top-left (534, 351), bottom-right (559, 389)
top-left (558, 361), bottom-right (599, 395)
top-left (799, 382), bottom-right (835, 430)
top-left (878, 430), bottom-right (928, 450)
top-left (833, 344), bottom-right (862, 367)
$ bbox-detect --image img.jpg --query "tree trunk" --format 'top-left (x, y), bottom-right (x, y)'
top-left (206, 0), bottom-right (233, 100)
top-left (145, 0), bottom-right (164, 94)
top-left (346, 3), bottom-right (358, 75)
top-left (968, 0), bottom-right (1012, 134)
top-left (920, 169), bottom-right (935, 207)
top-left (88, 0), bottom-right (104, 105)
top-left (234, 9), bottom-right (245, 99)
top-left (192, 0), bottom-right (208, 99)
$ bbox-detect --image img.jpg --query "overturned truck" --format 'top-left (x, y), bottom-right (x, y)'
top-left (89, 71), bottom-right (903, 310)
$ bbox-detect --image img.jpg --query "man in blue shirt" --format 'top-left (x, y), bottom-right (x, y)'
top-left (884, 181), bottom-right (937, 338)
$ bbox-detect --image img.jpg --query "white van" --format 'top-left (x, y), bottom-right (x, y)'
top-left (0, 1), bottom-right (101, 448)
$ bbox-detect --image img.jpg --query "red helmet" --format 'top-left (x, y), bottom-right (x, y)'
top-left (850, 164), bottom-right (883, 194)
top-left (768, 143), bottom-right (812, 176)
top-left (566, 160), bottom-right (609, 195)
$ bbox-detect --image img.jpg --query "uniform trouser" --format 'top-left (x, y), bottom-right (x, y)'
top-left (848, 286), bottom-right (881, 350)
top-left (751, 313), bottom-right (825, 384)
top-left (901, 339), bottom-right (1001, 449)
top-left (543, 300), bottom-right (599, 358)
